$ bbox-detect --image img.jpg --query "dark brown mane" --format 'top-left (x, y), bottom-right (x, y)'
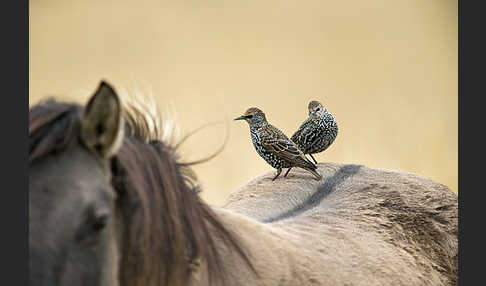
top-left (29, 98), bottom-right (254, 285)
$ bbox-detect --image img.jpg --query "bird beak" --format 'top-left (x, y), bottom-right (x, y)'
top-left (234, 115), bottom-right (246, 121)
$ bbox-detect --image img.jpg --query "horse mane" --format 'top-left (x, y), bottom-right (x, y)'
top-left (29, 97), bottom-right (254, 285)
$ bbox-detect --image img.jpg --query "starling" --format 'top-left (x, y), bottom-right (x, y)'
top-left (291, 100), bottom-right (338, 165)
top-left (235, 107), bottom-right (322, 181)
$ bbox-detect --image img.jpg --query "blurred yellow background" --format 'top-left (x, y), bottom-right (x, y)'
top-left (29, 0), bottom-right (457, 205)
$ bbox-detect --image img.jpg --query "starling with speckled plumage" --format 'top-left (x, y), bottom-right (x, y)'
top-left (291, 100), bottom-right (338, 165)
top-left (235, 107), bottom-right (322, 181)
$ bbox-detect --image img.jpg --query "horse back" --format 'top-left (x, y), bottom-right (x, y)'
top-left (222, 163), bottom-right (458, 285)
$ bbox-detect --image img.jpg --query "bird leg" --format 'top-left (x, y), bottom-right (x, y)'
top-left (272, 168), bottom-right (282, 181)
top-left (284, 168), bottom-right (292, 178)
top-left (309, 154), bottom-right (318, 164)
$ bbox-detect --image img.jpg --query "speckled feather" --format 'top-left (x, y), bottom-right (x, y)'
top-left (252, 124), bottom-right (316, 170)
top-left (291, 103), bottom-right (338, 156)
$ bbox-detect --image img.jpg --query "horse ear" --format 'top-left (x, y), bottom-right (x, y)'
top-left (81, 81), bottom-right (124, 158)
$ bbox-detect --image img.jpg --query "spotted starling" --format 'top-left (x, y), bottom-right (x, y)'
top-left (291, 100), bottom-right (338, 164)
top-left (235, 107), bottom-right (322, 181)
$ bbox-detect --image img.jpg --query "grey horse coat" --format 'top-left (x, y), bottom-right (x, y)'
top-left (205, 163), bottom-right (458, 286)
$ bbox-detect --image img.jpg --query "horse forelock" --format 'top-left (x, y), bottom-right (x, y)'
top-left (29, 93), bottom-right (254, 286)
top-left (29, 100), bottom-right (82, 165)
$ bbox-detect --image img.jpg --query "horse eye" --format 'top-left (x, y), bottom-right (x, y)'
top-left (91, 214), bottom-right (108, 233)
top-left (76, 213), bottom-right (109, 243)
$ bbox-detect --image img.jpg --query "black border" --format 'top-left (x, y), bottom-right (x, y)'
top-left (458, 0), bottom-right (480, 285)
top-left (2, 0), bottom-right (28, 284)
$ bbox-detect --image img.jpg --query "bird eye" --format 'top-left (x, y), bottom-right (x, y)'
top-left (316, 108), bottom-right (320, 112)
top-left (246, 115), bottom-right (253, 119)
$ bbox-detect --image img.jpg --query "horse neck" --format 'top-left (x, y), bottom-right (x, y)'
top-left (194, 207), bottom-right (313, 286)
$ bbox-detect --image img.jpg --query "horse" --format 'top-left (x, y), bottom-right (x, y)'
top-left (29, 81), bottom-right (458, 286)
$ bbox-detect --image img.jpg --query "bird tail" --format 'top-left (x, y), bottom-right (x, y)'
top-left (295, 156), bottom-right (322, 181)
top-left (304, 167), bottom-right (322, 181)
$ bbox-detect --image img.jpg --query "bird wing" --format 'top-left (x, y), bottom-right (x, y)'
top-left (260, 127), bottom-right (311, 165)
top-left (261, 136), bottom-right (302, 159)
